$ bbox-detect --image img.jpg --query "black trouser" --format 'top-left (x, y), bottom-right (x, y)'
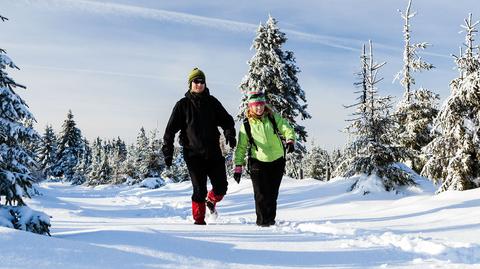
top-left (249, 157), bottom-right (286, 226)
top-left (185, 155), bottom-right (228, 202)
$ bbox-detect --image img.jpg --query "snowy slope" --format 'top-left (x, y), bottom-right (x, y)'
top-left (1, 177), bottom-right (480, 269)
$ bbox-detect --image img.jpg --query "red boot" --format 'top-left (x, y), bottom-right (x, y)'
top-left (192, 201), bottom-right (206, 225)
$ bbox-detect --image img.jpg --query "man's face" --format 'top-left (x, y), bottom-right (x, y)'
top-left (190, 78), bottom-right (205, 93)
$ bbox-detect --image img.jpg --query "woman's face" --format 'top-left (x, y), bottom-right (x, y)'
top-left (250, 103), bottom-right (265, 116)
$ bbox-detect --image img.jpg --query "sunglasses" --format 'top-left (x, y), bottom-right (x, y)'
top-left (192, 79), bottom-right (205, 84)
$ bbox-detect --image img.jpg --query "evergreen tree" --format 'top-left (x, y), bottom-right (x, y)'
top-left (72, 137), bottom-right (92, 185)
top-left (22, 120), bottom-right (42, 181)
top-left (54, 110), bottom-right (84, 181)
top-left (304, 143), bottom-right (333, 181)
top-left (122, 143), bottom-right (137, 181)
top-left (238, 15), bottom-right (311, 179)
top-left (87, 138), bottom-right (114, 185)
top-left (285, 151), bottom-right (304, 179)
top-left (161, 147), bottom-right (189, 183)
top-left (0, 24), bottom-right (36, 206)
top-left (330, 148), bottom-right (343, 172)
top-left (87, 137), bottom-right (104, 185)
top-left (134, 127), bottom-right (149, 180)
top-left (238, 15), bottom-right (311, 144)
top-left (110, 137), bottom-right (127, 184)
top-left (219, 135), bottom-right (234, 178)
top-left (422, 14), bottom-right (480, 192)
top-left (0, 14), bottom-right (50, 234)
top-left (394, 0), bottom-right (438, 173)
top-left (38, 125), bottom-right (58, 178)
top-left (395, 89), bottom-right (439, 172)
top-left (139, 130), bottom-right (164, 178)
top-left (335, 42), bottom-right (414, 193)
top-left (97, 152), bottom-right (113, 185)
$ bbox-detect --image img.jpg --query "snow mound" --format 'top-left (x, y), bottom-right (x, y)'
top-left (139, 177), bottom-right (165, 189)
top-left (348, 232), bottom-right (480, 264)
top-left (0, 206), bottom-right (51, 235)
top-left (295, 221), bottom-right (357, 236)
top-left (350, 174), bottom-right (386, 194)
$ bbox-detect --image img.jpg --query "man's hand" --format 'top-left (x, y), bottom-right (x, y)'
top-left (162, 144), bottom-right (174, 168)
top-left (225, 129), bottom-right (237, 148)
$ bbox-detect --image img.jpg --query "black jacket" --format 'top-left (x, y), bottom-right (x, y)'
top-left (162, 88), bottom-right (235, 160)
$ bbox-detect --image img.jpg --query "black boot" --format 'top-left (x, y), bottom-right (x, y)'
top-left (206, 199), bottom-right (217, 215)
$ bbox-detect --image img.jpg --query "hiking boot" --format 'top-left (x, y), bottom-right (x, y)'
top-left (206, 199), bottom-right (217, 216)
top-left (257, 220), bottom-right (275, 227)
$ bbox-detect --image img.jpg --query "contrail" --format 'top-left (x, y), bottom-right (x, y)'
top-left (13, 0), bottom-right (451, 57)
top-left (17, 0), bottom-right (365, 52)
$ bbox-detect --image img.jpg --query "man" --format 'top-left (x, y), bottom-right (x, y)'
top-left (162, 67), bottom-right (236, 225)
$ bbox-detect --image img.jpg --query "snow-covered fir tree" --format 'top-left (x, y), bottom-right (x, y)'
top-left (110, 137), bottom-right (127, 184)
top-left (238, 15), bottom-right (311, 179)
top-left (335, 42), bottom-right (414, 193)
top-left (422, 14), bottom-right (480, 192)
top-left (71, 137), bottom-right (92, 185)
top-left (0, 26), bottom-right (36, 205)
top-left (21, 120), bottom-right (42, 181)
top-left (394, 0), bottom-right (435, 102)
top-left (0, 14), bottom-right (50, 234)
top-left (81, 137), bottom-right (92, 169)
top-left (131, 127), bottom-right (149, 182)
top-left (395, 89), bottom-right (439, 173)
top-left (238, 15), bottom-right (311, 140)
top-left (87, 137), bottom-right (109, 185)
top-left (303, 142), bottom-right (333, 181)
top-left (330, 148), bottom-right (343, 171)
top-left (219, 135), bottom-right (234, 178)
top-left (96, 152), bottom-right (113, 185)
top-left (161, 147), bottom-right (189, 183)
top-left (394, 0), bottom-right (438, 173)
top-left (53, 110), bottom-right (84, 181)
top-left (138, 130), bottom-right (164, 178)
top-left (38, 125), bottom-right (58, 179)
top-left (122, 143), bottom-right (137, 181)
top-left (284, 151), bottom-right (304, 179)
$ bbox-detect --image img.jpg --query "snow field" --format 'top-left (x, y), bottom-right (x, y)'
top-left (1, 177), bottom-right (480, 269)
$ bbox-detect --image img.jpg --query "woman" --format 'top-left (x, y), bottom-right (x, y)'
top-left (234, 91), bottom-right (296, 227)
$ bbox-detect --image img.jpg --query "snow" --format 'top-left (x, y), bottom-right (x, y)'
top-left (1, 176), bottom-right (480, 268)
top-left (139, 177), bottom-right (165, 189)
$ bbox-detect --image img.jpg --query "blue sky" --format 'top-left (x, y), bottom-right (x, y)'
top-left (2, 0), bottom-right (480, 149)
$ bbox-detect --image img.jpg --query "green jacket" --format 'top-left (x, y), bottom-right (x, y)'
top-left (234, 112), bottom-right (296, 166)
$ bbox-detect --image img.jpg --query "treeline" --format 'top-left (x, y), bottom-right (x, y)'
top-left (33, 110), bottom-right (340, 185)
top-left (34, 111), bottom-right (190, 186)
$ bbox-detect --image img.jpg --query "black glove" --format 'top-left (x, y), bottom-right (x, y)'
top-left (233, 166), bottom-right (242, 184)
top-left (162, 144), bottom-right (174, 167)
top-left (223, 129), bottom-right (237, 148)
top-left (225, 129), bottom-right (237, 148)
top-left (286, 141), bottom-right (295, 154)
top-left (227, 135), bottom-right (236, 148)
top-left (164, 156), bottom-right (173, 168)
